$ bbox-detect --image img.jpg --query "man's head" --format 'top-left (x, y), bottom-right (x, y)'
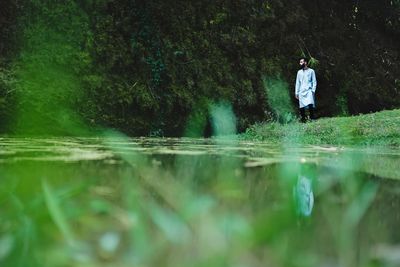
top-left (299, 57), bottom-right (308, 69)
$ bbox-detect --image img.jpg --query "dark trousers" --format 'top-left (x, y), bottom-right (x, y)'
top-left (300, 104), bottom-right (315, 122)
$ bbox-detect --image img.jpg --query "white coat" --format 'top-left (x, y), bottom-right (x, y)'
top-left (295, 68), bottom-right (317, 108)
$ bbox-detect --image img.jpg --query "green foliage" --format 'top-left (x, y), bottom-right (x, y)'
top-left (2, 136), bottom-right (400, 266)
top-left (209, 101), bottom-right (237, 136)
top-left (0, 1), bottom-right (19, 131)
top-left (242, 109), bottom-right (400, 146)
top-left (0, 65), bottom-right (16, 131)
top-left (0, 0), bottom-right (399, 136)
top-left (183, 97), bottom-right (210, 137)
top-left (5, 0), bottom-right (93, 135)
top-left (263, 76), bottom-right (295, 123)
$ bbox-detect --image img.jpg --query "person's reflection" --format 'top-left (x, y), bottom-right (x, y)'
top-left (293, 166), bottom-right (314, 217)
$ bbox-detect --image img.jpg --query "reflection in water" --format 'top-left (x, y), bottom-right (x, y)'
top-left (293, 174), bottom-right (314, 217)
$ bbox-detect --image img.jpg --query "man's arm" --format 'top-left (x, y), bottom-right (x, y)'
top-left (311, 70), bottom-right (317, 93)
top-left (295, 72), bottom-right (300, 99)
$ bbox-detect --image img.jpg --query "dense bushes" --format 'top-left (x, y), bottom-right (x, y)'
top-left (0, 0), bottom-right (399, 136)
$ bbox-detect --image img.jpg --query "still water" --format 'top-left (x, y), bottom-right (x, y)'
top-left (1, 136), bottom-right (400, 267)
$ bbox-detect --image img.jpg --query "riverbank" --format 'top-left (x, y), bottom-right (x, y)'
top-left (242, 109), bottom-right (400, 146)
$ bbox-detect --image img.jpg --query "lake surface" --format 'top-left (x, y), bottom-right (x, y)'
top-left (1, 137), bottom-right (400, 267)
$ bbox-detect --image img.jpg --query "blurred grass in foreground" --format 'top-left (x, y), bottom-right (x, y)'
top-left (1, 136), bottom-right (400, 267)
top-left (9, 1), bottom-right (91, 136)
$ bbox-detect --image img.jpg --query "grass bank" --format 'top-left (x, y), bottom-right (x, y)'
top-left (242, 109), bottom-right (400, 146)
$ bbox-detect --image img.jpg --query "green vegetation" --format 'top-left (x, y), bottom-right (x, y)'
top-left (2, 137), bottom-right (400, 267)
top-left (242, 109), bottom-right (400, 146)
top-left (11, 0), bottom-right (91, 135)
top-left (1, 0), bottom-right (400, 136)
top-left (1, 2), bottom-right (400, 267)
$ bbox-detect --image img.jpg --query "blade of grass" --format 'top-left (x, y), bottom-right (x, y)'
top-left (42, 179), bottom-right (75, 247)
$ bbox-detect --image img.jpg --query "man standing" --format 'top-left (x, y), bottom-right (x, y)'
top-left (295, 57), bottom-right (317, 122)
